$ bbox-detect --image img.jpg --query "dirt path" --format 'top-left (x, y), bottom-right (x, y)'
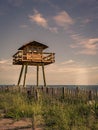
top-left (0, 118), bottom-right (43, 130)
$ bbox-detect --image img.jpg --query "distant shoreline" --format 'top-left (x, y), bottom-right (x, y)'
top-left (0, 84), bottom-right (98, 91)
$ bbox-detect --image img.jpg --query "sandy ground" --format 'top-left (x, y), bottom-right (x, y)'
top-left (0, 118), bottom-right (43, 130)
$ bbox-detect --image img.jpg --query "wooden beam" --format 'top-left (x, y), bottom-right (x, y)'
top-left (42, 63), bottom-right (46, 87)
top-left (17, 65), bottom-right (24, 86)
top-left (37, 64), bottom-right (39, 87)
top-left (23, 64), bottom-right (28, 88)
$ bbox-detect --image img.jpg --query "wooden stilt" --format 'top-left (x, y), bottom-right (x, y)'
top-left (23, 64), bottom-right (28, 88)
top-left (37, 65), bottom-right (39, 87)
top-left (42, 63), bottom-right (46, 87)
top-left (17, 65), bottom-right (24, 86)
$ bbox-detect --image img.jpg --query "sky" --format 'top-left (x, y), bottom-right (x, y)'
top-left (0, 0), bottom-right (98, 85)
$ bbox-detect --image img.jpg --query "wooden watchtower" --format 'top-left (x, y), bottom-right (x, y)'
top-left (13, 41), bottom-right (55, 88)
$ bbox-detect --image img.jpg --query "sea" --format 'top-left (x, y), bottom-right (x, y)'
top-left (0, 85), bottom-right (98, 91)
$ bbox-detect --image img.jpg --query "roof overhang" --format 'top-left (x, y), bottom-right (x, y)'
top-left (18, 41), bottom-right (48, 50)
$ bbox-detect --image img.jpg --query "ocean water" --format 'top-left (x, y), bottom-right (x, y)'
top-left (46, 85), bottom-right (98, 91)
top-left (0, 85), bottom-right (98, 91)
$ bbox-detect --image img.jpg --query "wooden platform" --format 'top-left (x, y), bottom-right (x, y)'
top-left (13, 52), bottom-right (55, 66)
top-left (13, 60), bottom-right (54, 66)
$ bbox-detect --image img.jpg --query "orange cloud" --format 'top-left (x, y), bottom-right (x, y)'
top-left (70, 34), bottom-right (98, 55)
top-left (53, 11), bottom-right (74, 27)
top-left (29, 9), bottom-right (48, 28)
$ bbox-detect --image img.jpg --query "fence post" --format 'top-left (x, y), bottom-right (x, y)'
top-left (52, 88), bottom-right (54, 97)
top-left (46, 87), bottom-right (48, 94)
top-left (62, 87), bottom-right (65, 99)
top-left (88, 90), bottom-right (92, 100)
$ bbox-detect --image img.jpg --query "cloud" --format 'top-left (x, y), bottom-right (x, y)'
top-left (61, 60), bottom-right (75, 65)
top-left (46, 60), bottom-right (86, 73)
top-left (78, 38), bottom-right (98, 55)
top-left (28, 9), bottom-right (75, 32)
top-left (53, 11), bottom-right (74, 27)
top-left (0, 58), bottom-right (20, 84)
top-left (29, 9), bottom-right (48, 28)
top-left (45, 61), bottom-right (98, 84)
top-left (48, 58), bottom-right (98, 84)
top-left (0, 59), bottom-right (11, 65)
top-left (8, 0), bottom-right (23, 7)
top-left (0, 59), bottom-right (8, 64)
top-left (0, 58), bottom-right (98, 85)
top-left (20, 24), bottom-right (28, 28)
top-left (82, 18), bottom-right (92, 24)
top-left (0, 59), bottom-right (18, 74)
top-left (70, 34), bottom-right (98, 55)
top-left (33, 0), bottom-right (59, 10)
top-left (77, 17), bottom-right (93, 28)
top-left (28, 9), bottom-right (58, 33)
top-left (48, 27), bottom-right (58, 33)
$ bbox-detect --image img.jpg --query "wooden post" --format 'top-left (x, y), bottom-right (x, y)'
top-left (37, 64), bottom-right (39, 87)
top-left (88, 90), bottom-right (92, 100)
top-left (35, 65), bottom-right (39, 101)
top-left (62, 87), bottom-right (65, 99)
top-left (46, 87), bottom-right (48, 94)
top-left (42, 63), bottom-right (46, 87)
top-left (17, 65), bottom-right (24, 86)
top-left (52, 88), bottom-right (54, 97)
top-left (23, 64), bottom-right (28, 88)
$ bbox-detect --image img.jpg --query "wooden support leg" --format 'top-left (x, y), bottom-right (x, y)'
top-left (36, 65), bottom-right (40, 101)
top-left (23, 64), bottom-right (28, 88)
top-left (42, 63), bottom-right (46, 87)
top-left (17, 65), bottom-right (24, 86)
top-left (37, 65), bottom-right (39, 87)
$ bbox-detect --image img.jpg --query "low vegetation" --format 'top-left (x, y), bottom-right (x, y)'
top-left (0, 90), bottom-right (98, 130)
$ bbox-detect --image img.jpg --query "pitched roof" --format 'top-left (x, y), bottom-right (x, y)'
top-left (18, 41), bottom-right (48, 50)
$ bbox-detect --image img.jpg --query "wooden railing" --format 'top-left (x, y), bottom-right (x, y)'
top-left (13, 51), bottom-right (55, 63)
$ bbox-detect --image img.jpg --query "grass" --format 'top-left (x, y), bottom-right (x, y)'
top-left (0, 90), bottom-right (98, 130)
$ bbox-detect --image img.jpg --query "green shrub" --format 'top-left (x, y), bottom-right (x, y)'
top-left (0, 91), bottom-right (98, 129)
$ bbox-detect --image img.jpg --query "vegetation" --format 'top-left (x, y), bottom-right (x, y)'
top-left (0, 90), bottom-right (98, 130)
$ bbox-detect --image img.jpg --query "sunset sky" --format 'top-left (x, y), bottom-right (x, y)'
top-left (0, 0), bottom-right (98, 85)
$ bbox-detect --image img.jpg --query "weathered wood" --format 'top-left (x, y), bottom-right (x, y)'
top-left (62, 87), bottom-right (65, 99)
top-left (23, 64), bottom-right (28, 88)
top-left (42, 64), bottom-right (46, 87)
top-left (13, 52), bottom-right (55, 65)
top-left (17, 65), bottom-right (24, 86)
top-left (88, 90), bottom-right (92, 100)
top-left (51, 88), bottom-right (53, 96)
top-left (37, 65), bottom-right (39, 87)
top-left (0, 86), bottom-right (98, 102)
top-left (46, 87), bottom-right (48, 94)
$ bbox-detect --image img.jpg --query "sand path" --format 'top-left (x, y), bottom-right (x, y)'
top-left (0, 118), bottom-right (43, 130)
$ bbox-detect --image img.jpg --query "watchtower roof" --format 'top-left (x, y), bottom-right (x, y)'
top-left (18, 41), bottom-right (48, 50)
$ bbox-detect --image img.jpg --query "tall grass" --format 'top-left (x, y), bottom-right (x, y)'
top-left (0, 90), bottom-right (98, 130)
top-left (0, 91), bottom-right (42, 119)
